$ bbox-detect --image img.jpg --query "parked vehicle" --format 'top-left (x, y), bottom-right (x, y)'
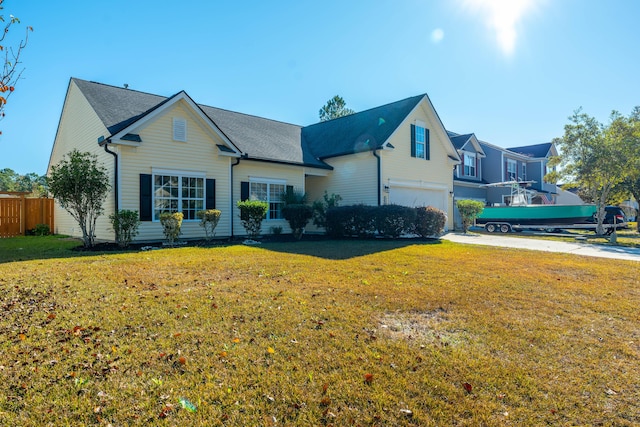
top-left (576, 206), bottom-right (628, 233)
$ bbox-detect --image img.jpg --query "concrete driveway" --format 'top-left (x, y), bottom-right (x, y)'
top-left (442, 232), bottom-right (640, 262)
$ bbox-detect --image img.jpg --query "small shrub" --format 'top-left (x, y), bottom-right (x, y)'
top-left (375, 205), bottom-right (417, 238)
top-left (197, 209), bottom-right (221, 241)
top-left (109, 210), bottom-right (140, 248)
top-left (282, 204), bottom-right (314, 240)
top-left (270, 226), bottom-right (283, 235)
top-left (237, 200), bottom-right (268, 239)
top-left (32, 223), bottom-right (51, 236)
top-left (413, 206), bottom-right (447, 238)
top-left (456, 200), bottom-right (484, 233)
top-left (282, 187), bottom-right (307, 205)
top-left (312, 192), bottom-right (342, 229)
top-left (159, 212), bottom-right (183, 246)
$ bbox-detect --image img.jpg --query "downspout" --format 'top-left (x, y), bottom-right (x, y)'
top-left (230, 156), bottom-right (242, 238)
top-left (99, 138), bottom-right (118, 211)
top-left (373, 149), bottom-right (381, 206)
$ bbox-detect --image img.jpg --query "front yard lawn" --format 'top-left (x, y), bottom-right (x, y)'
top-left (0, 237), bottom-right (638, 425)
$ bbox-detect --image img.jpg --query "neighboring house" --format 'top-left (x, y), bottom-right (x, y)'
top-left (48, 78), bottom-right (460, 242)
top-left (450, 132), bottom-right (561, 228)
top-left (506, 142), bottom-right (559, 204)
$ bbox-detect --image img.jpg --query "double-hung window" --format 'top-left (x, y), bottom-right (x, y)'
top-left (506, 159), bottom-right (517, 180)
top-left (411, 123), bottom-right (430, 160)
top-left (463, 153), bottom-right (476, 177)
top-left (415, 126), bottom-right (426, 159)
top-left (153, 172), bottom-right (204, 220)
top-left (249, 180), bottom-right (285, 220)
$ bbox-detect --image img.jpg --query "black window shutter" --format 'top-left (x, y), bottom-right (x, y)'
top-left (139, 174), bottom-right (152, 221)
top-left (410, 124), bottom-right (416, 157)
top-left (425, 128), bottom-right (430, 160)
top-left (240, 181), bottom-right (249, 201)
top-left (206, 179), bottom-right (216, 209)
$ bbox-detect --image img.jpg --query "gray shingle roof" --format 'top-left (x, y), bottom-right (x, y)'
top-left (448, 132), bottom-right (475, 150)
top-left (508, 143), bottom-right (552, 158)
top-left (72, 78), bottom-right (329, 169)
top-left (302, 94), bottom-right (425, 159)
top-left (200, 105), bottom-right (329, 169)
top-left (72, 78), bottom-right (427, 169)
top-left (73, 78), bottom-right (167, 135)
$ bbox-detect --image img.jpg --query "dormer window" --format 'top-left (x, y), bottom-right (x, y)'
top-left (463, 152), bottom-right (476, 177)
top-left (173, 117), bottom-right (187, 142)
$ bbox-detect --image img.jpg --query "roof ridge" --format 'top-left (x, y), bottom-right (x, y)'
top-left (71, 77), bottom-right (168, 100)
top-left (508, 142), bottom-right (552, 149)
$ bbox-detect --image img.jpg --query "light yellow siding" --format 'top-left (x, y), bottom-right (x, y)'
top-left (48, 81), bottom-right (116, 240)
top-left (118, 101), bottom-right (232, 241)
top-left (381, 101), bottom-right (456, 229)
top-left (306, 153), bottom-right (378, 207)
top-left (306, 99), bottom-right (456, 230)
top-left (232, 161), bottom-right (306, 236)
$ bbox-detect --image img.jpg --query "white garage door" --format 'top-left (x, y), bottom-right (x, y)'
top-left (389, 187), bottom-right (446, 211)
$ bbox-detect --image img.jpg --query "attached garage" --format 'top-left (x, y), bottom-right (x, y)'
top-left (388, 181), bottom-right (448, 212)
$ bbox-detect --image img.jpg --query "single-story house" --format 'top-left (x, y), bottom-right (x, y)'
top-left (48, 78), bottom-right (460, 241)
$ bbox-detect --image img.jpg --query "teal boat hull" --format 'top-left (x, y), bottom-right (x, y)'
top-left (476, 204), bottom-right (597, 226)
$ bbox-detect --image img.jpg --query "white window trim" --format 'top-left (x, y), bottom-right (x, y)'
top-left (463, 152), bottom-right (476, 177)
top-left (173, 117), bottom-right (187, 142)
top-left (506, 158), bottom-right (517, 180)
top-left (414, 121), bottom-right (427, 160)
top-left (151, 169), bottom-right (206, 222)
top-left (249, 177), bottom-right (286, 185)
top-left (248, 177), bottom-right (287, 221)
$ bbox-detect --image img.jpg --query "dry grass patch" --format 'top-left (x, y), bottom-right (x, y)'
top-left (0, 238), bottom-right (638, 426)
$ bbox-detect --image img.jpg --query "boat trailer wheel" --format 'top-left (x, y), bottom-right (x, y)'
top-left (486, 223), bottom-right (497, 233)
top-left (500, 224), bottom-right (511, 233)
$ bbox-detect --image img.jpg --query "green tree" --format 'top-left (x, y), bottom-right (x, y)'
top-left (0, 168), bottom-right (46, 194)
top-left (47, 150), bottom-right (110, 248)
top-left (319, 95), bottom-right (355, 122)
top-left (0, 1), bottom-right (33, 124)
top-left (621, 107), bottom-right (640, 230)
top-left (553, 108), bottom-right (634, 235)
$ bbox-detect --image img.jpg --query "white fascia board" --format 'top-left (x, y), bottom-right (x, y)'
top-left (303, 167), bottom-right (331, 177)
top-left (468, 135), bottom-right (486, 157)
top-left (108, 92), bottom-right (242, 156)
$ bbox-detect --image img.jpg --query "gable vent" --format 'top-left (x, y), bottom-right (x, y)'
top-left (173, 117), bottom-right (187, 142)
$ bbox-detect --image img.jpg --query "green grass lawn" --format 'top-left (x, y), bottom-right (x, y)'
top-left (0, 237), bottom-right (638, 426)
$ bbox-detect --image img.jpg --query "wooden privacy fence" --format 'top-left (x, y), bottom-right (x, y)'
top-left (0, 194), bottom-right (54, 238)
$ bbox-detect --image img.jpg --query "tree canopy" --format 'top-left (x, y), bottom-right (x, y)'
top-left (552, 107), bottom-right (640, 234)
top-left (319, 95), bottom-right (355, 122)
top-left (0, 167), bottom-right (46, 195)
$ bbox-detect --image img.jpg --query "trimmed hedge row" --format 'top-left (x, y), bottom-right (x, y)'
top-left (325, 204), bottom-right (446, 238)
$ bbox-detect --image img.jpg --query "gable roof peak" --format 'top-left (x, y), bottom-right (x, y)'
top-left (302, 93), bottom-right (427, 159)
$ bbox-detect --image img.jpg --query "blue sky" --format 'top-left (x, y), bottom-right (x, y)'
top-left (2, 0), bottom-right (639, 175)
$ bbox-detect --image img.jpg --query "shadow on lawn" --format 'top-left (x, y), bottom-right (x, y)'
top-left (0, 234), bottom-right (444, 263)
top-left (260, 237), bottom-right (442, 260)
